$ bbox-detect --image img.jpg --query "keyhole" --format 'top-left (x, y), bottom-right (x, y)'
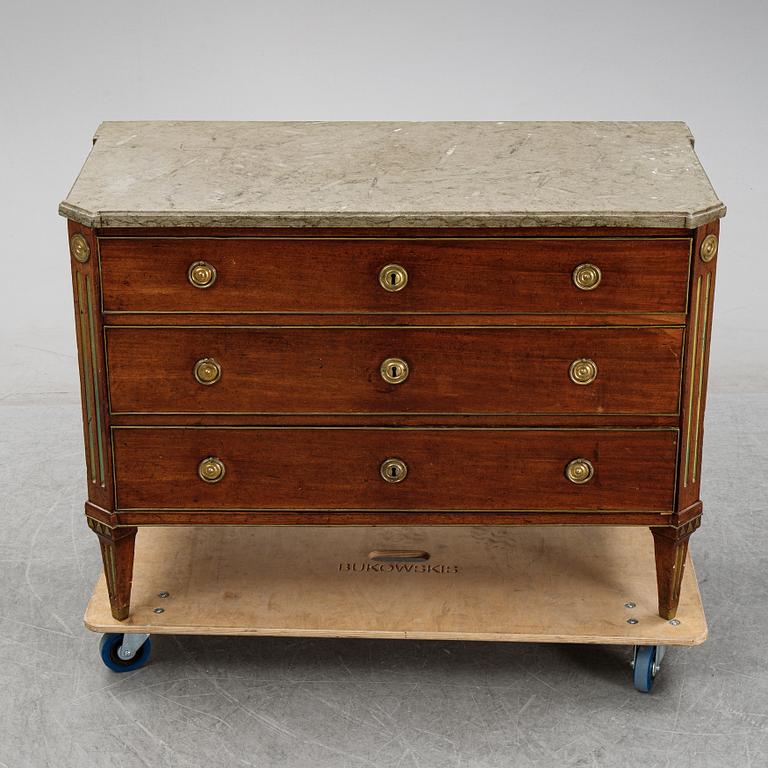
top-left (391, 365), bottom-right (398, 378)
top-left (380, 458), bottom-right (407, 482)
top-left (379, 264), bottom-right (408, 292)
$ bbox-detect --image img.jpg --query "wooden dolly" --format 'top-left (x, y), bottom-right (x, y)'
top-left (85, 525), bottom-right (706, 692)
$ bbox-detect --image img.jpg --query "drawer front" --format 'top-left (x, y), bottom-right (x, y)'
top-left (107, 327), bottom-right (683, 415)
top-left (99, 238), bottom-right (690, 314)
top-left (113, 428), bottom-right (677, 512)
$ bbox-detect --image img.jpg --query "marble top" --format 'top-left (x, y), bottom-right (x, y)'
top-left (60, 121), bottom-right (725, 229)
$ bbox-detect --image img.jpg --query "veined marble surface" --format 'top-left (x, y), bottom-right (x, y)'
top-left (60, 121), bottom-right (725, 229)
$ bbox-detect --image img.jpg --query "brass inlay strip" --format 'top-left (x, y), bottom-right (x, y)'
top-left (111, 425), bottom-right (678, 432)
top-left (112, 518), bottom-right (674, 526)
top-left (98, 236), bottom-right (692, 242)
top-left (110, 411), bottom-right (681, 417)
top-left (87, 276), bottom-right (106, 486)
top-left (692, 273), bottom-right (711, 483)
top-left (103, 311), bottom-right (688, 317)
top-left (683, 277), bottom-right (701, 487)
top-left (106, 323), bottom-right (685, 330)
top-left (102, 542), bottom-right (117, 593)
top-left (116, 507), bottom-right (674, 514)
top-left (76, 272), bottom-right (97, 483)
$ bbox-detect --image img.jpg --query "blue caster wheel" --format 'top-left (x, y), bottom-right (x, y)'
top-left (99, 633), bottom-right (152, 672)
top-left (632, 645), bottom-right (665, 692)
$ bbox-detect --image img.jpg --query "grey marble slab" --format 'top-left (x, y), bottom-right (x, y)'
top-left (59, 121), bottom-right (725, 229)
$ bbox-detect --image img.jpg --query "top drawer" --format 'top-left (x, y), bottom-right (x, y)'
top-left (98, 237), bottom-right (691, 315)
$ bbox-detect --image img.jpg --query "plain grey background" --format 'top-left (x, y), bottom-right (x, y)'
top-left (1, 1), bottom-right (767, 766)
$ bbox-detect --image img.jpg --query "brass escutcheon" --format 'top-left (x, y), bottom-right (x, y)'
top-left (379, 264), bottom-right (408, 292)
top-left (572, 263), bottom-right (602, 290)
top-left (569, 358), bottom-right (598, 385)
top-left (380, 357), bottom-right (409, 384)
top-left (198, 456), bottom-right (225, 483)
top-left (194, 358), bottom-right (222, 385)
top-left (70, 233), bottom-right (90, 263)
top-left (380, 458), bottom-right (408, 483)
top-left (188, 260), bottom-right (217, 288)
top-left (700, 233), bottom-right (718, 262)
top-left (565, 458), bottom-right (594, 484)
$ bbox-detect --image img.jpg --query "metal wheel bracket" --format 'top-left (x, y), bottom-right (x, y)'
top-left (116, 633), bottom-right (150, 661)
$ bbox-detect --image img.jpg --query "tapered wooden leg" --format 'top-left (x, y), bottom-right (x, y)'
top-left (651, 516), bottom-right (701, 620)
top-left (87, 518), bottom-right (137, 621)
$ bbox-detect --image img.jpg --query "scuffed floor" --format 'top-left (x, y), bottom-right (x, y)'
top-left (1, 374), bottom-right (767, 766)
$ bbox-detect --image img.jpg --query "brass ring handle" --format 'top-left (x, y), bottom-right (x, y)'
top-left (569, 358), bottom-right (598, 385)
top-left (572, 263), bottom-right (602, 291)
top-left (194, 358), bottom-right (222, 385)
top-left (198, 456), bottom-right (226, 483)
top-left (188, 260), bottom-right (217, 288)
top-left (565, 458), bottom-right (594, 484)
top-left (379, 264), bottom-right (408, 292)
top-left (380, 458), bottom-right (408, 483)
top-left (380, 357), bottom-right (409, 384)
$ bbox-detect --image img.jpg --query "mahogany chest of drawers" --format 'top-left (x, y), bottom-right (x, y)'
top-left (61, 121), bottom-right (725, 622)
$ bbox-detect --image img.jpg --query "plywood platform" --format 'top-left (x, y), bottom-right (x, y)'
top-left (85, 526), bottom-right (707, 646)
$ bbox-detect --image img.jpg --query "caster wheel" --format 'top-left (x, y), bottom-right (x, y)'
top-left (632, 645), bottom-right (663, 692)
top-left (99, 633), bottom-right (152, 672)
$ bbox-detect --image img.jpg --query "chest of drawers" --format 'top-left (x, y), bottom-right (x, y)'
top-left (61, 121), bottom-right (724, 622)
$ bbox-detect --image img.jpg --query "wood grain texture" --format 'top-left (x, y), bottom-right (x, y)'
top-left (112, 427), bottom-right (678, 512)
top-left (105, 326), bottom-right (684, 416)
top-left (113, 509), bottom-right (673, 527)
top-left (84, 525), bottom-right (707, 646)
top-left (108, 412), bottom-right (680, 428)
top-left (103, 312), bottom-right (687, 327)
top-left (98, 237), bottom-right (691, 314)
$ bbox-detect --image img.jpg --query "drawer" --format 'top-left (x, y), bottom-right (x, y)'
top-left (99, 238), bottom-right (691, 314)
top-left (113, 428), bottom-right (678, 512)
top-left (106, 327), bottom-right (683, 415)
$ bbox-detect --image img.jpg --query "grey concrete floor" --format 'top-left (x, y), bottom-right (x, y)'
top-left (1, 375), bottom-right (767, 766)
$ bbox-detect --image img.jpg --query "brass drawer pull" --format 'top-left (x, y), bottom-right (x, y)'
top-left (379, 264), bottom-right (408, 292)
top-left (569, 358), bottom-right (598, 385)
top-left (188, 260), bottom-right (217, 288)
top-left (380, 357), bottom-right (409, 384)
top-left (572, 263), bottom-right (602, 291)
top-left (194, 358), bottom-right (222, 385)
top-left (369, 550), bottom-right (430, 562)
top-left (565, 458), bottom-right (594, 484)
top-left (380, 458), bottom-right (408, 483)
top-left (198, 456), bottom-right (226, 483)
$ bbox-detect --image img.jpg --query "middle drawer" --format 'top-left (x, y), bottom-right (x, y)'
top-left (106, 327), bottom-right (683, 415)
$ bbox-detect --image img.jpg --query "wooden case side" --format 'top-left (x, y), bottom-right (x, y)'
top-left (68, 221), bottom-right (116, 524)
top-left (675, 220), bottom-right (720, 518)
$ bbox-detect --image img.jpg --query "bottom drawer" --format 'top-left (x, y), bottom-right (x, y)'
top-left (113, 428), bottom-right (677, 512)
